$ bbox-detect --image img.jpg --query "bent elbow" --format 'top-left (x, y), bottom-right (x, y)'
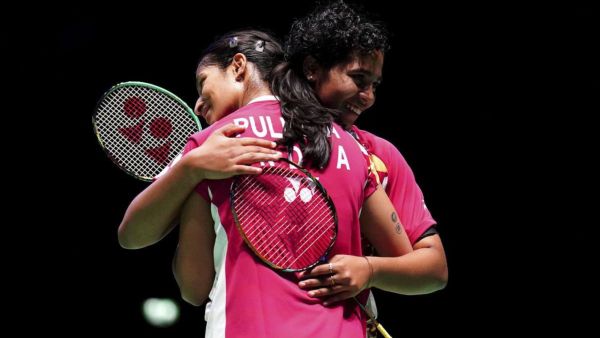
top-left (431, 265), bottom-right (449, 292)
top-left (181, 291), bottom-right (207, 307)
top-left (434, 272), bottom-right (448, 291)
top-left (117, 226), bottom-right (134, 249)
top-left (117, 224), bottom-right (143, 250)
top-left (414, 263), bottom-right (448, 294)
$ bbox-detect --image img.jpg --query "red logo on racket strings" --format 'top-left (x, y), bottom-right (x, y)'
top-left (144, 118), bottom-right (173, 165)
top-left (278, 229), bottom-right (307, 257)
top-left (279, 177), bottom-right (318, 256)
top-left (123, 96), bottom-right (146, 119)
top-left (118, 96), bottom-right (174, 165)
top-left (119, 119), bottom-right (145, 144)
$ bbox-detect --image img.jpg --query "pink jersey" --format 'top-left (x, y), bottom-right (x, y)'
top-left (351, 126), bottom-right (436, 244)
top-left (183, 99), bottom-right (376, 338)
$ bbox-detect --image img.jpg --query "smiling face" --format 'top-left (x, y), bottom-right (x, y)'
top-left (312, 50), bottom-right (384, 127)
top-left (194, 63), bottom-right (242, 125)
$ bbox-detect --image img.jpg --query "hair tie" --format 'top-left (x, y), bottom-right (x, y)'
top-left (228, 36), bottom-right (238, 48)
top-left (255, 40), bottom-right (265, 52)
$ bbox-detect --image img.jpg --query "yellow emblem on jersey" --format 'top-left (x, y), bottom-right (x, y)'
top-left (368, 154), bottom-right (387, 185)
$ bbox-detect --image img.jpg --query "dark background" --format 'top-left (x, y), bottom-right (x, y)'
top-left (28, 1), bottom-right (593, 336)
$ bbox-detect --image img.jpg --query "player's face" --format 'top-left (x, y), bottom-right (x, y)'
top-left (313, 50), bottom-right (384, 127)
top-left (194, 64), bottom-right (242, 125)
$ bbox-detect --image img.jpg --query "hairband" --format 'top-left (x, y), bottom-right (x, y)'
top-left (228, 37), bottom-right (265, 52)
top-left (255, 40), bottom-right (265, 52)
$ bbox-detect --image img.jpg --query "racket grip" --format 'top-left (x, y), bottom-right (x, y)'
top-left (376, 323), bottom-right (392, 338)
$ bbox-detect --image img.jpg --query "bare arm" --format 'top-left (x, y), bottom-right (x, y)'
top-left (173, 192), bottom-right (215, 306)
top-left (360, 186), bottom-right (448, 294)
top-left (118, 123), bottom-right (280, 249)
top-left (299, 186), bottom-right (411, 301)
top-left (367, 234), bottom-right (447, 295)
top-left (299, 186), bottom-right (448, 303)
top-left (359, 186), bottom-right (413, 256)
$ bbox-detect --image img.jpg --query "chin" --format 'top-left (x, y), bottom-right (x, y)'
top-left (205, 116), bottom-right (215, 125)
top-left (341, 113), bottom-right (358, 127)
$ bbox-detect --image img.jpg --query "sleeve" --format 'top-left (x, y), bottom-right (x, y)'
top-left (181, 134), bottom-right (212, 202)
top-left (362, 154), bottom-right (379, 199)
top-left (379, 140), bottom-right (436, 245)
top-left (349, 127), bottom-right (378, 200)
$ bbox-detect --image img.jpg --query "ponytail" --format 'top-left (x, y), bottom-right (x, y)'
top-left (271, 62), bottom-right (339, 169)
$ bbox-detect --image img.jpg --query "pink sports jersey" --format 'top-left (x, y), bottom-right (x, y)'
top-left (183, 99), bottom-right (376, 338)
top-left (350, 126), bottom-right (436, 245)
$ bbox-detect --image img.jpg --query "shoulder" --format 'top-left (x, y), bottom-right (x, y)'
top-left (235, 100), bottom-right (280, 116)
top-left (333, 124), bottom-right (368, 154)
top-left (353, 127), bottom-right (407, 165)
top-left (355, 128), bottom-right (393, 151)
top-left (187, 121), bottom-right (219, 145)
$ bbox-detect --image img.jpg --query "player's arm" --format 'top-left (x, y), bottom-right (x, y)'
top-left (300, 186), bottom-right (413, 302)
top-left (360, 186), bottom-right (447, 295)
top-left (118, 124), bottom-right (280, 249)
top-left (300, 187), bottom-right (447, 303)
top-left (173, 192), bottom-right (215, 306)
top-left (374, 141), bottom-right (449, 294)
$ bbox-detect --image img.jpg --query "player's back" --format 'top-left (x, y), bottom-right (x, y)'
top-left (186, 99), bottom-right (372, 338)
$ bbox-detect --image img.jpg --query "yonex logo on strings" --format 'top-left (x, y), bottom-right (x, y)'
top-left (284, 177), bottom-right (316, 203)
top-left (119, 95), bottom-right (173, 165)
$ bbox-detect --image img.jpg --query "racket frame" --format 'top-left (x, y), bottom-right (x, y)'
top-left (92, 81), bottom-right (201, 181)
top-left (231, 158), bottom-right (338, 272)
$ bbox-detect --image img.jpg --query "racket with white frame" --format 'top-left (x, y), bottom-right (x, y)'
top-left (92, 81), bottom-right (201, 181)
top-left (230, 158), bottom-right (391, 337)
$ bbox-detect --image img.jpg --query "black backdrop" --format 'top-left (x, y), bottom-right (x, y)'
top-left (33, 1), bottom-right (593, 336)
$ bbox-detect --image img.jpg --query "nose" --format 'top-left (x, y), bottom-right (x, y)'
top-left (358, 86), bottom-right (375, 109)
top-left (194, 97), bottom-right (204, 116)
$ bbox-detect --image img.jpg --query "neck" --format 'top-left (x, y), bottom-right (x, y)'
top-left (241, 87), bottom-right (273, 106)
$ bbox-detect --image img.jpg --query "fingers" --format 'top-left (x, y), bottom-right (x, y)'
top-left (231, 165), bottom-right (263, 175)
top-left (232, 151), bottom-right (281, 167)
top-left (303, 278), bottom-right (355, 306)
top-left (215, 123), bottom-right (246, 137)
top-left (215, 123), bottom-right (279, 149)
top-left (299, 273), bottom-right (346, 290)
top-left (298, 256), bottom-right (366, 306)
top-left (241, 146), bottom-right (281, 156)
top-left (229, 150), bottom-right (283, 175)
top-left (299, 262), bottom-right (333, 279)
top-left (307, 285), bottom-right (346, 298)
top-left (322, 292), bottom-right (355, 306)
top-left (239, 137), bottom-right (278, 149)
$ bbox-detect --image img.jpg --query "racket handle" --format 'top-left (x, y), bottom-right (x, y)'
top-left (353, 297), bottom-right (393, 338)
top-left (375, 323), bottom-right (392, 338)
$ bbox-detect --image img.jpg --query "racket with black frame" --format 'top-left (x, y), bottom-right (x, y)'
top-left (230, 157), bottom-right (392, 337)
top-left (93, 81), bottom-right (202, 181)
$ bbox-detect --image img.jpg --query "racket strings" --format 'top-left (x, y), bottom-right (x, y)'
top-left (95, 85), bottom-right (198, 179)
top-left (233, 165), bottom-right (336, 270)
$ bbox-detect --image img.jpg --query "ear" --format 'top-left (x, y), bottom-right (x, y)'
top-left (303, 56), bottom-right (319, 82)
top-left (231, 53), bottom-right (248, 81)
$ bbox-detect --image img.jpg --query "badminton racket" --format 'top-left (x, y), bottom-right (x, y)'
top-left (92, 81), bottom-right (201, 181)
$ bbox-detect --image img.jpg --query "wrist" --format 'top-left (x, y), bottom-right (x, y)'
top-left (178, 154), bottom-right (206, 185)
top-left (364, 256), bottom-right (374, 289)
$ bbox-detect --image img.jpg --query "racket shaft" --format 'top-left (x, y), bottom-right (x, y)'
top-left (375, 324), bottom-right (392, 338)
top-left (353, 297), bottom-right (392, 338)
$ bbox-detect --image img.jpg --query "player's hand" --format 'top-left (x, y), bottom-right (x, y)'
top-left (298, 254), bottom-right (371, 305)
top-left (183, 123), bottom-right (281, 181)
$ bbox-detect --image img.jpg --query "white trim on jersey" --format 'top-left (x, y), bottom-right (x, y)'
top-left (247, 95), bottom-right (278, 104)
top-left (205, 187), bottom-right (228, 338)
